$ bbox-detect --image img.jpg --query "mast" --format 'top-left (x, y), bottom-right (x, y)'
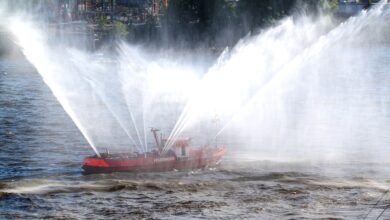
top-left (213, 113), bottom-right (220, 148)
top-left (151, 128), bottom-right (162, 152)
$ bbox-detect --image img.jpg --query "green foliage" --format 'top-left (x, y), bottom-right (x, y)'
top-left (159, 0), bottom-right (338, 48)
top-left (237, 0), bottom-right (294, 29)
top-left (320, 0), bottom-right (339, 12)
top-left (98, 15), bottom-right (108, 29)
top-left (113, 21), bottom-right (128, 39)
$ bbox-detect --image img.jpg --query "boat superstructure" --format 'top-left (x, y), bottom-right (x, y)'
top-left (82, 128), bottom-right (226, 174)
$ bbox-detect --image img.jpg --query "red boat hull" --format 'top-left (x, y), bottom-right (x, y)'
top-left (82, 146), bottom-right (226, 174)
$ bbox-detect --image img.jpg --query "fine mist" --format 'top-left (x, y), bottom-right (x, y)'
top-left (4, 2), bottom-right (390, 163)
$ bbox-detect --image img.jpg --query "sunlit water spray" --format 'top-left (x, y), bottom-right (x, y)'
top-left (164, 14), bottom-right (338, 152)
top-left (166, 2), bottom-right (390, 162)
top-left (5, 1), bottom-right (390, 162)
top-left (8, 17), bottom-right (201, 156)
top-left (9, 21), bottom-right (103, 156)
top-left (220, 2), bottom-right (390, 161)
top-left (216, 2), bottom-right (390, 137)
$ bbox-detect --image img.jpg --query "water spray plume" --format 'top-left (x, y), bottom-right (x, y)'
top-left (164, 15), bottom-right (336, 151)
top-left (6, 1), bottom-right (390, 163)
top-left (166, 1), bottom-right (390, 162)
top-left (81, 76), bottom-right (143, 152)
top-left (217, 3), bottom-right (386, 137)
top-left (9, 20), bottom-right (102, 157)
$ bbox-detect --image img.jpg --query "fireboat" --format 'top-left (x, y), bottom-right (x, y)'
top-left (82, 128), bottom-right (226, 174)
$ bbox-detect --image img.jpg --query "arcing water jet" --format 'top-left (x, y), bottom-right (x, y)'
top-left (6, 1), bottom-right (390, 163)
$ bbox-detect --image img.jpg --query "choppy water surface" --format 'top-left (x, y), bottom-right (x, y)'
top-left (1, 59), bottom-right (390, 219)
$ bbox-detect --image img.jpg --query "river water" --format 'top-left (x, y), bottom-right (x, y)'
top-left (2, 2), bottom-right (390, 218)
top-left (1, 57), bottom-right (390, 220)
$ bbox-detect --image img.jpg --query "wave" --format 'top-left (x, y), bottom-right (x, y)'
top-left (0, 178), bottom-right (218, 195)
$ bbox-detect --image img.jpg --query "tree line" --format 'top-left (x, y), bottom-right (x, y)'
top-left (129, 0), bottom-right (338, 49)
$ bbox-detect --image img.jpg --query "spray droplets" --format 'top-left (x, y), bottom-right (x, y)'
top-left (8, 2), bottom-right (390, 162)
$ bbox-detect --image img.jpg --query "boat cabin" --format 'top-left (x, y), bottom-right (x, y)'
top-left (163, 138), bottom-right (191, 157)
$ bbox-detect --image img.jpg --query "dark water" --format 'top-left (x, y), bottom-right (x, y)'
top-left (1, 58), bottom-right (390, 219)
